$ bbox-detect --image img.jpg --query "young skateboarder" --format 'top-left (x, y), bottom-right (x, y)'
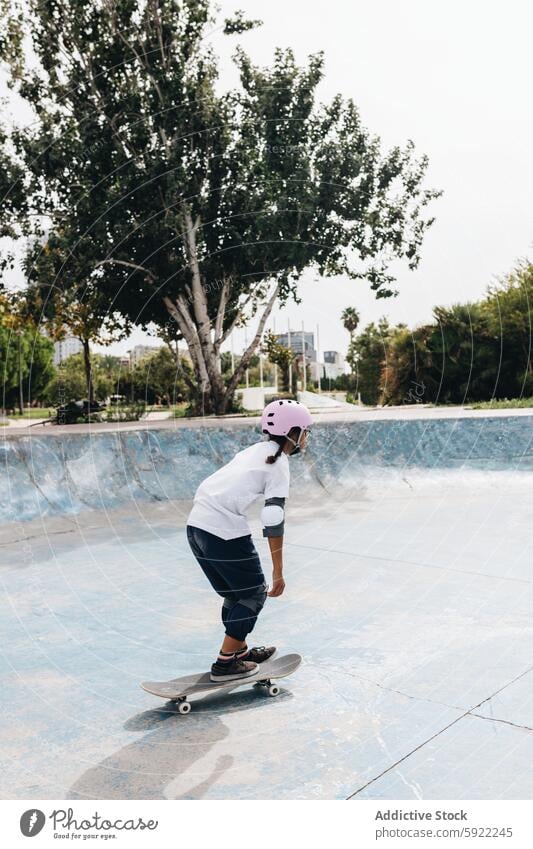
top-left (187, 399), bottom-right (313, 682)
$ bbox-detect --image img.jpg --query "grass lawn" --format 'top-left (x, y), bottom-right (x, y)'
top-left (6, 408), bottom-right (53, 419)
top-left (470, 397), bottom-right (533, 410)
top-left (170, 403), bottom-right (191, 418)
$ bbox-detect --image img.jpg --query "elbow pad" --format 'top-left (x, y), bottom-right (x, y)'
top-left (261, 497), bottom-right (285, 538)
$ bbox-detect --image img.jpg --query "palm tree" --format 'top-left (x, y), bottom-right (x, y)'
top-left (342, 307), bottom-right (360, 388)
top-left (342, 307), bottom-right (360, 346)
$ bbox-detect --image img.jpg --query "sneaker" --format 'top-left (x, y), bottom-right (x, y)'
top-left (242, 646), bottom-right (277, 664)
top-left (210, 655), bottom-right (258, 682)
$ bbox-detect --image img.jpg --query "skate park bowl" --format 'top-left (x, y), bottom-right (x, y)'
top-left (2, 409), bottom-right (533, 799)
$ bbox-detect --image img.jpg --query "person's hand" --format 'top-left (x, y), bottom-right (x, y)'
top-left (268, 574), bottom-right (285, 597)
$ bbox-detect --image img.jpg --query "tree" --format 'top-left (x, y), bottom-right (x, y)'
top-left (130, 346), bottom-right (192, 405)
top-left (42, 351), bottom-right (118, 405)
top-left (427, 303), bottom-right (497, 403)
top-left (379, 286), bottom-right (532, 406)
top-left (262, 331), bottom-right (294, 393)
top-left (0, 0), bottom-right (440, 415)
top-left (380, 324), bottom-right (429, 405)
top-left (0, 290), bottom-right (55, 413)
top-left (23, 232), bottom-right (130, 404)
top-left (41, 356), bottom-right (87, 407)
top-left (220, 351), bottom-right (233, 375)
top-left (155, 318), bottom-right (197, 398)
top-left (342, 305), bottom-right (360, 385)
top-left (342, 307), bottom-right (360, 345)
top-left (483, 261), bottom-right (533, 397)
top-left (347, 318), bottom-right (398, 404)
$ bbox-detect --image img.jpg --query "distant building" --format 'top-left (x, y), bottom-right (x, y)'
top-left (53, 336), bottom-right (83, 366)
top-left (129, 344), bottom-right (162, 365)
top-left (323, 350), bottom-right (345, 379)
top-left (308, 351), bottom-right (346, 383)
top-left (275, 330), bottom-right (316, 362)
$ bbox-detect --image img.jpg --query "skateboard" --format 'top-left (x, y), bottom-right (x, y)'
top-left (140, 652), bottom-right (302, 714)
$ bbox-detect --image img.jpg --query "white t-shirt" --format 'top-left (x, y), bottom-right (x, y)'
top-left (187, 440), bottom-right (290, 540)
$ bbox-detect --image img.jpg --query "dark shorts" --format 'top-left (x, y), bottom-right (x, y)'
top-left (186, 525), bottom-right (267, 602)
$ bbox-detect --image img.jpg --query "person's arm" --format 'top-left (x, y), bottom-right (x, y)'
top-left (261, 496), bottom-right (286, 597)
top-left (267, 535), bottom-right (285, 597)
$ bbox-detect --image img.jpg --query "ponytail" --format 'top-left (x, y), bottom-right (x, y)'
top-left (264, 427), bottom-right (301, 463)
top-left (266, 442), bottom-right (284, 464)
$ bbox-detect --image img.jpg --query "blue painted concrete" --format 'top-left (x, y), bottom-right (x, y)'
top-left (2, 415), bottom-right (533, 799)
top-left (2, 414), bottom-right (533, 523)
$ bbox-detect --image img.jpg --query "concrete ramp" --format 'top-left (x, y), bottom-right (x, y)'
top-left (3, 414), bottom-right (533, 524)
top-left (2, 414), bottom-right (533, 800)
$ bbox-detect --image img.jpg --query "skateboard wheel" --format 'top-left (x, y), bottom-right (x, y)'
top-left (178, 700), bottom-right (191, 715)
top-left (268, 684), bottom-right (280, 697)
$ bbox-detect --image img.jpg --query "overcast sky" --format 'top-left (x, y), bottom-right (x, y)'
top-left (3, 0), bottom-right (532, 358)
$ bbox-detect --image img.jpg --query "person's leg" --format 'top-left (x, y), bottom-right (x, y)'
top-left (220, 634), bottom-right (246, 653)
top-left (221, 592), bottom-right (266, 645)
top-left (216, 534), bottom-right (275, 662)
top-left (187, 526), bottom-right (260, 677)
top-left (220, 600), bottom-right (245, 651)
top-left (187, 524), bottom-right (237, 636)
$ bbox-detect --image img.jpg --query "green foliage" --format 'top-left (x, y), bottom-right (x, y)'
top-left (104, 402), bottom-right (146, 422)
top-left (171, 403), bottom-right (189, 418)
top-left (129, 347), bottom-right (192, 405)
top-left (353, 261), bottom-right (533, 406)
top-left (41, 346), bottom-right (193, 407)
top-left (0, 291), bottom-right (55, 411)
top-left (262, 331), bottom-right (295, 393)
top-left (347, 318), bottom-right (399, 404)
top-left (341, 306), bottom-right (360, 348)
top-left (42, 352), bottom-right (115, 405)
top-left (42, 366), bottom-right (87, 407)
top-left (0, 0), bottom-right (439, 414)
top-left (224, 10), bottom-right (263, 34)
top-left (264, 392), bottom-right (297, 404)
top-left (220, 352), bottom-right (234, 374)
top-left (470, 397), bottom-right (533, 409)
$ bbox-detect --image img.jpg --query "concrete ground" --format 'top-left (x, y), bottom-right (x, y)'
top-left (2, 461), bottom-right (533, 799)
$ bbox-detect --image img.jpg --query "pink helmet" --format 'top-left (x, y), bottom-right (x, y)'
top-left (261, 399), bottom-right (313, 436)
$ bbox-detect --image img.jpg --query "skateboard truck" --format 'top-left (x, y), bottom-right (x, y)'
top-left (253, 678), bottom-right (280, 697)
top-left (173, 680), bottom-right (280, 713)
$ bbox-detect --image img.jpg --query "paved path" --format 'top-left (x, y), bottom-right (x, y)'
top-left (3, 403), bottom-right (533, 439)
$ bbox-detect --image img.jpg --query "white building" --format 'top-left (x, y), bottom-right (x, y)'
top-left (53, 336), bottom-right (83, 366)
top-left (323, 350), bottom-right (346, 380)
top-left (308, 351), bottom-right (346, 383)
top-left (129, 344), bottom-right (162, 365)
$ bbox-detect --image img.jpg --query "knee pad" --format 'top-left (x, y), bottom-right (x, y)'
top-left (238, 585), bottom-right (267, 616)
top-left (223, 586), bottom-right (267, 641)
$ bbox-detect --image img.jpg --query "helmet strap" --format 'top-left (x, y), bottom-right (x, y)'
top-left (285, 430), bottom-right (306, 456)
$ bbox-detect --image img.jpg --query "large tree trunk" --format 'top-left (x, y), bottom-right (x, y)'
top-left (82, 338), bottom-right (94, 403)
top-left (162, 210), bottom-right (281, 417)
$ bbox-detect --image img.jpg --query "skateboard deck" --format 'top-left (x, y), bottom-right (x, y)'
top-left (141, 652), bottom-right (302, 713)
